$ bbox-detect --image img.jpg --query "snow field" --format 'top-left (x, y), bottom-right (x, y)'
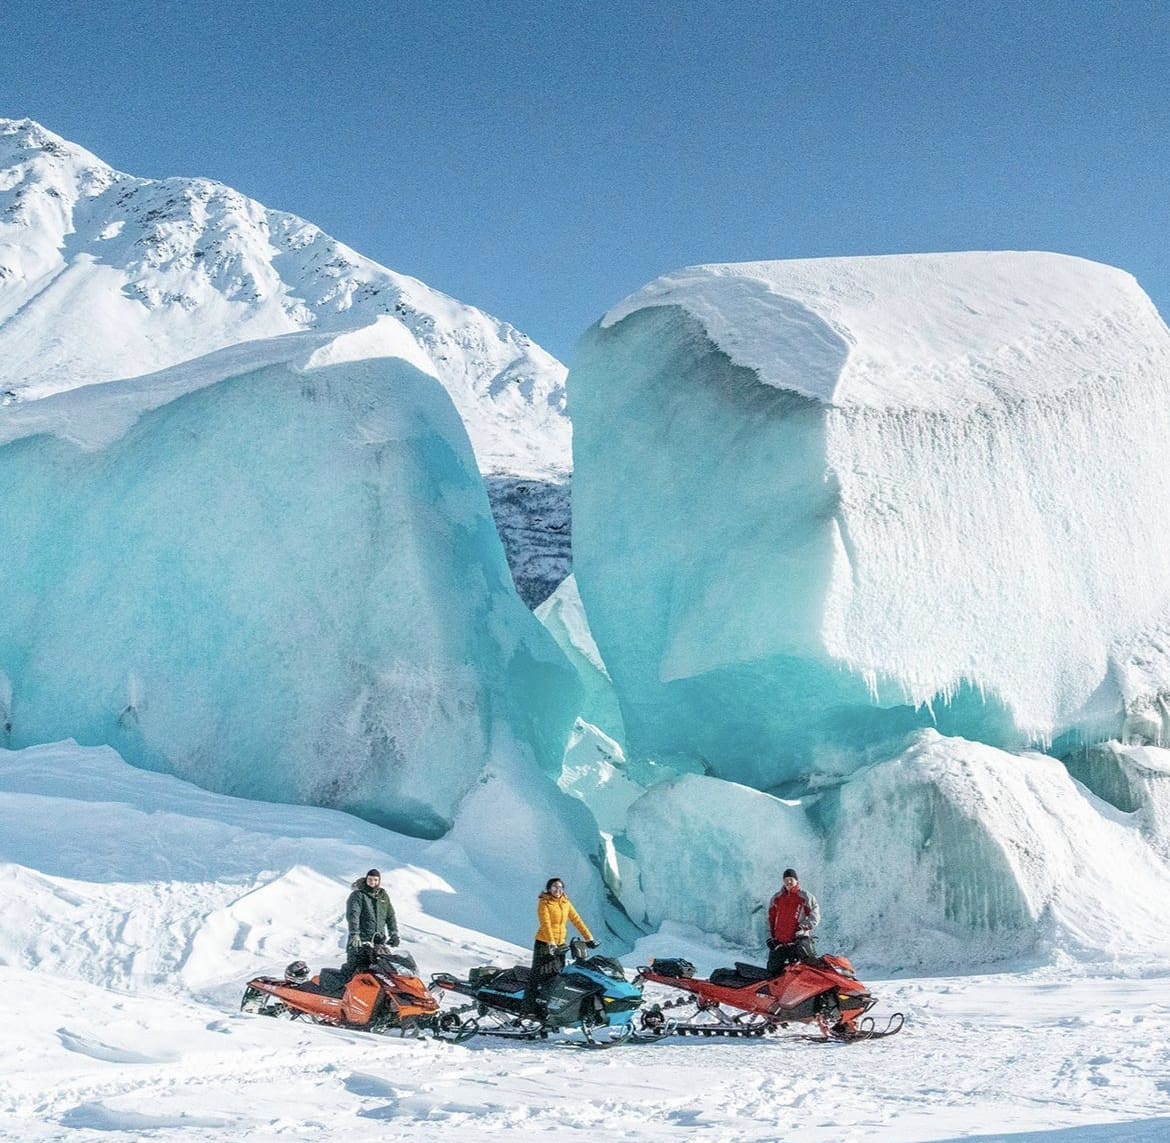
top-left (9, 968), bottom-right (1170, 1141)
top-left (3, 741), bottom-right (1170, 1142)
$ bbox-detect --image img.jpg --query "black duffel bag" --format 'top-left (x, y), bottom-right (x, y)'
top-left (650, 957), bottom-right (695, 978)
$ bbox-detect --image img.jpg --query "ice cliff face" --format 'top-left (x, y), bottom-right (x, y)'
top-left (0, 118), bottom-right (570, 604)
top-left (0, 332), bottom-right (580, 837)
top-left (571, 252), bottom-right (1170, 787)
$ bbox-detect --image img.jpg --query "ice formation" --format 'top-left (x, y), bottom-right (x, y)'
top-left (608, 730), bottom-right (1170, 968)
top-left (1065, 740), bottom-right (1170, 861)
top-left (821, 731), bottom-right (1170, 966)
top-left (622, 773), bottom-right (819, 947)
top-left (0, 117), bottom-right (571, 603)
top-left (536, 575), bottom-right (626, 744)
top-left (571, 252), bottom-right (1170, 787)
top-left (0, 332), bottom-right (579, 836)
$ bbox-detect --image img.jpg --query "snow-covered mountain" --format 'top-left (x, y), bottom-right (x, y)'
top-left (0, 117), bottom-right (570, 603)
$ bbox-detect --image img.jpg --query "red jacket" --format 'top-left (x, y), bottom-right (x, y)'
top-left (768, 885), bottom-right (820, 943)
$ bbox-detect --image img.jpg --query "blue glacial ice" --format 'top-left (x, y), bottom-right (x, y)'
top-left (0, 331), bottom-right (581, 838)
top-left (607, 730), bottom-right (1170, 969)
top-left (536, 574), bottom-right (626, 746)
top-left (570, 252), bottom-right (1170, 789)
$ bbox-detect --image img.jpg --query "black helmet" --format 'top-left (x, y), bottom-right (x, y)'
top-left (284, 960), bottom-right (310, 984)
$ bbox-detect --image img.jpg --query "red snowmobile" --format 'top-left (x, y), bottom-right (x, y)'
top-left (635, 953), bottom-right (903, 1041)
top-left (241, 942), bottom-right (439, 1035)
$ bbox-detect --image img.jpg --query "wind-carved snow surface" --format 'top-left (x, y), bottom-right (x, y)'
top-left (574, 252), bottom-right (1170, 787)
top-left (0, 331), bottom-right (580, 836)
top-left (0, 118), bottom-right (571, 603)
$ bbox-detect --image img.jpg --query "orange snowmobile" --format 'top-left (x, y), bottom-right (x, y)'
top-left (636, 953), bottom-right (903, 1041)
top-left (241, 942), bottom-right (438, 1035)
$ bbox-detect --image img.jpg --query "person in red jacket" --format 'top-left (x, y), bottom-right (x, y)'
top-left (766, 868), bottom-right (821, 974)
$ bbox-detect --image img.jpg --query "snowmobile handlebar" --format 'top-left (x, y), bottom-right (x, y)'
top-left (569, 937), bottom-right (601, 961)
top-left (358, 942), bottom-right (418, 974)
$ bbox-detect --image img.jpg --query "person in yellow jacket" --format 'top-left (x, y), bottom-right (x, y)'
top-left (525, 877), bottom-right (598, 1012)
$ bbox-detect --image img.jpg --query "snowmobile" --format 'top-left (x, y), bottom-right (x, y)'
top-left (635, 953), bottom-right (903, 1041)
top-left (241, 941), bottom-right (439, 1035)
top-left (430, 938), bottom-right (644, 1048)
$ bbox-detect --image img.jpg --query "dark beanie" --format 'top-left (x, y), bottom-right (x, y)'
top-left (783, 868), bottom-right (798, 880)
top-left (366, 868), bottom-right (381, 878)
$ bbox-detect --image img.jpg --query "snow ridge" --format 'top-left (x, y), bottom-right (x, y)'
top-left (0, 117), bottom-right (569, 481)
top-left (603, 251), bottom-right (1165, 411)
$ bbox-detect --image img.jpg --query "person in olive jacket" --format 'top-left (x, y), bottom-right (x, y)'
top-left (344, 868), bottom-right (399, 979)
top-left (524, 876), bottom-right (597, 1012)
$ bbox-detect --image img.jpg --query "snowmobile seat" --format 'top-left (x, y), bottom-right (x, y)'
top-left (733, 962), bottom-right (774, 982)
top-left (650, 957), bottom-right (695, 978)
top-left (482, 966), bottom-right (530, 993)
top-left (469, 965), bottom-right (506, 988)
top-left (710, 967), bottom-right (750, 987)
top-left (709, 962), bottom-right (775, 988)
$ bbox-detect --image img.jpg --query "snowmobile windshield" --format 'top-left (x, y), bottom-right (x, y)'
top-left (377, 950), bottom-right (418, 974)
top-left (582, 955), bottom-right (626, 980)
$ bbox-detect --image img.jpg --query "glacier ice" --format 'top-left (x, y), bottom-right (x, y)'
top-left (1065, 740), bottom-right (1170, 861)
top-left (0, 117), bottom-right (572, 607)
top-left (0, 332), bottom-right (580, 837)
top-left (606, 730), bottom-right (1170, 968)
top-left (822, 731), bottom-right (1170, 966)
top-left (571, 252), bottom-right (1170, 787)
top-left (536, 575), bottom-right (626, 745)
top-left (622, 772), bottom-right (819, 948)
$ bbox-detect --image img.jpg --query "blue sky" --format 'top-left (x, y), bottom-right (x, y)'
top-left (4, 1), bottom-right (1168, 362)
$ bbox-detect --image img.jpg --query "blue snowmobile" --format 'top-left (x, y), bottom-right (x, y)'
top-left (431, 938), bottom-right (643, 1048)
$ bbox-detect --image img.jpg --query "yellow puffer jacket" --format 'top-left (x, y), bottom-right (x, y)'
top-left (534, 892), bottom-right (593, 945)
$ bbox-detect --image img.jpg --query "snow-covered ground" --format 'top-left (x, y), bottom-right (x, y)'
top-left (3, 742), bottom-right (1168, 1142)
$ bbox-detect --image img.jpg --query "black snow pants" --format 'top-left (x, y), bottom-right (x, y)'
top-left (523, 940), bottom-right (566, 1011)
top-left (766, 935), bottom-right (818, 975)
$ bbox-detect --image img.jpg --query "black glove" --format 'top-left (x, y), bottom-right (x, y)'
top-left (766, 939), bottom-right (779, 950)
top-left (585, 939), bottom-right (600, 949)
top-left (387, 935), bottom-right (400, 948)
top-left (372, 933), bottom-right (388, 946)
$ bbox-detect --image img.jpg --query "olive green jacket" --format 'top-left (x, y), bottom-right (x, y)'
top-left (346, 880), bottom-right (398, 944)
